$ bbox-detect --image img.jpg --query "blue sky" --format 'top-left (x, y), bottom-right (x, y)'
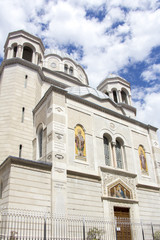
top-left (0, 0), bottom-right (160, 141)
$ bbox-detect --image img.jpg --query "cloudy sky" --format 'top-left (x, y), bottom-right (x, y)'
top-left (0, 0), bottom-right (160, 141)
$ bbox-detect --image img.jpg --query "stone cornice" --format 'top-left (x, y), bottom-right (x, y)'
top-left (42, 67), bottom-right (88, 87)
top-left (101, 196), bottom-right (139, 204)
top-left (67, 169), bottom-right (101, 181)
top-left (100, 166), bottom-right (137, 178)
top-left (32, 84), bottom-right (158, 132)
top-left (0, 156), bottom-right (52, 171)
top-left (43, 55), bottom-right (89, 85)
top-left (0, 58), bottom-right (69, 89)
top-left (118, 103), bottom-right (136, 115)
top-left (4, 30), bottom-right (45, 53)
top-left (136, 183), bottom-right (160, 191)
top-left (97, 76), bottom-right (130, 91)
top-left (0, 58), bottom-right (87, 89)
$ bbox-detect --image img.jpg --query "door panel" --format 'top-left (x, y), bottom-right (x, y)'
top-left (114, 207), bottom-right (131, 240)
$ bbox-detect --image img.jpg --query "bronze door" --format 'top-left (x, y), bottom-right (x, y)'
top-left (114, 207), bottom-right (131, 240)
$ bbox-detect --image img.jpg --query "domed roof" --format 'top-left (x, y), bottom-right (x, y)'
top-left (45, 49), bottom-right (76, 63)
top-left (66, 86), bottom-right (108, 99)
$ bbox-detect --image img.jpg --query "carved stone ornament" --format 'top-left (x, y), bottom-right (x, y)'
top-left (47, 107), bottom-right (52, 113)
top-left (110, 122), bottom-right (116, 131)
top-left (55, 154), bottom-right (64, 160)
top-left (50, 62), bottom-right (56, 68)
top-left (102, 172), bottom-right (136, 199)
top-left (152, 140), bottom-right (159, 148)
top-left (55, 133), bottom-right (63, 140)
top-left (56, 107), bottom-right (63, 113)
top-left (47, 132), bottom-right (52, 142)
top-left (54, 167), bottom-right (65, 173)
top-left (47, 153), bottom-right (52, 161)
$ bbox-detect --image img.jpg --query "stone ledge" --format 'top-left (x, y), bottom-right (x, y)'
top-left (102, 196), bottom-right (139, 204)
top-left (100, 166), bottom-right (137, 178)
top-left (136, 183), bottom-right (160, 191)
top-left (67, 169), bottom-right (101, 181)
top-left (0, 156), bottom-right (52, 171)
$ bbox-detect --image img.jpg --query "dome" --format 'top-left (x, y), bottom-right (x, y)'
top-left (45, 49), bottom-right (76, 63)
top-left (66, 86), bottom-right (109, 99)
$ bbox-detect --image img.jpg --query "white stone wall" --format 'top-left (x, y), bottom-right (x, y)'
top-left (137, 188), bottom-right (160, 222)
top-left (67, 176), bottom-right (104, 217)
top-left (8, 164), bottom-right (51, 211)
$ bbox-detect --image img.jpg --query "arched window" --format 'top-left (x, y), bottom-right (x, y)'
top-left (115, 140), bottom-right (123, 168)
top-left (138, 145), bottom-right (148, 174)
top-left (64, 64), bottom-right (68, 73)
top-left (113, 90), bottom-right (118, 103)
top-left (22, 46), bottom-right (33, 62)
top-left (103, 136), bottom-right (110, 166)
top-left (13, 46), bottom-right (17, 57)
top-left (121, 90), bottom-right (128, 104)
top-left (37, 125), bottom-right (43, 159)
top-left (69, 66), bottom-right (73, 75)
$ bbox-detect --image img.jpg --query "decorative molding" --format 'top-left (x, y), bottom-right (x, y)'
top-left (101, 196), bottom-right (138, 204)
top-left (0, 156), bottom-right (52, 171)
top-left (67, 169), bottom-right (101, 181)
top-left (100, 166), bottom-right (137, 178)
top-left (102, 172), bottom-right (137, 199)
top-left (136, 183), bottom-right (160, 191)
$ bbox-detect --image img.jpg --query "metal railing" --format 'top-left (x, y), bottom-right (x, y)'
top-left (0, 209), bottom-right (160, 240)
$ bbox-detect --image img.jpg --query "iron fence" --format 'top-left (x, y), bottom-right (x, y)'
top-left (0, 209), bottom-right (160, 240)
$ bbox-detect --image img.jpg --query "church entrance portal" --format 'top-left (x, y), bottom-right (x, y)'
top-left (114, 207), bottom-right (131, 240)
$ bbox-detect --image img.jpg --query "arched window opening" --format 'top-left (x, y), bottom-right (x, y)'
top-left (113, 90), bottom-right (118, 103)
top-left (64, 64), bottom-right (68, 73)
top-left (69, 66), bottom-right (73, 75)
top-left (38, 127), bottom-right (43, 158)
top-left (115, 140), bottom-right (123, 169)
top-left (13, 46), bottom-right (17, 57)
top-left (19, 144), bottom-right (22, 158)
top-left (103, 136), bottom-right (110, 166)
top-left (22, 46), bottom-right (33, 62)
top-left (121, 90), bottom-right (128, 104)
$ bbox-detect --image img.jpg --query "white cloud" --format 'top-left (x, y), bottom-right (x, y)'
top-left (132, 85), bottom-right (160, 143)
top-left (141, 64), bottom-right (160, 81)
top-left (0, 0), bottom-right (160, 89)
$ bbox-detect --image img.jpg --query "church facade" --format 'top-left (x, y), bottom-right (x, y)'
top-left (0, 30), bottom-right (160, 228)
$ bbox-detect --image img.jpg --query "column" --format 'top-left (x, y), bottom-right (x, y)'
top-left (117, 90), bottom-right (122, 103)
top-left (7, 47), bottom-right (13, 59)
top-left (112, 141), bottom-right (117, 168)
top-left (17, 45), bottom-right (23, 58)
top-left (35, 52), bottom-right (39, 65)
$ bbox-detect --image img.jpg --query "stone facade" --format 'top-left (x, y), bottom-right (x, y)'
top-left (0, 30), bottom-right (160, 226)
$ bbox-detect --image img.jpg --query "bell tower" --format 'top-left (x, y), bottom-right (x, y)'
top-left (97, 74), bottom-right (136, 117)
top-left (0, 30), bottom-right (45, 163)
